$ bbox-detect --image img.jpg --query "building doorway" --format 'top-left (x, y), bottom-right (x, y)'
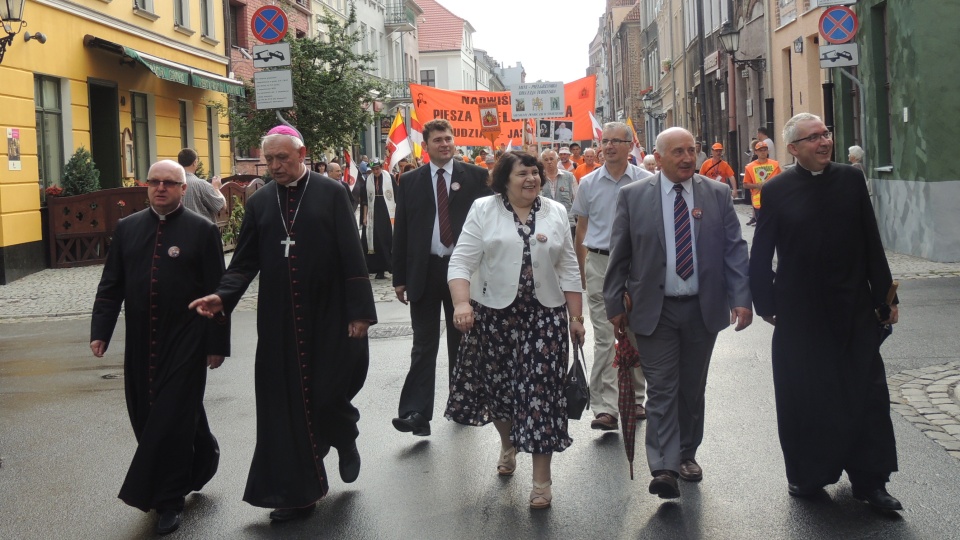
top-left (88, 80), bottom-right (121, 188)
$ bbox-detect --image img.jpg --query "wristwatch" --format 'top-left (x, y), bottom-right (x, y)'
top-left (570, 315), bottom-right (584, 323)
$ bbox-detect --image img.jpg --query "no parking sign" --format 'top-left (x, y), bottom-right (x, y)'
top-left (251, 6), bottom-right (289, 45)
top-left (819, 6), bottom-right (859, 45)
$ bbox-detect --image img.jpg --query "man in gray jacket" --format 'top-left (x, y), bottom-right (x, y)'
top-left (604, 127), bottom-right (752, 499)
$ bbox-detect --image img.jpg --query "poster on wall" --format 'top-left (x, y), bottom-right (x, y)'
top-left (7, 128), bottom-right (21, 171)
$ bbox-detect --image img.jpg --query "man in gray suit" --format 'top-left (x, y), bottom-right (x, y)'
top-left (604, 127), bottom-right (752, 499)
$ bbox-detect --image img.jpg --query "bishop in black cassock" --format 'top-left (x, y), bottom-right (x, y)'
top-left (190, 127), bottom-right (377, 519)
top-left (91, 160), bottom-right (230, 534)
top-left (750, 114), bottom-right (901, 511)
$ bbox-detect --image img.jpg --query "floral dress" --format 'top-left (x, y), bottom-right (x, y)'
top-left (445, 197), bottom-right (572, 454)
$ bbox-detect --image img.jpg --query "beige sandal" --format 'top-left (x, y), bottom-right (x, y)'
top-left (497, 446), bottom-right (517, 476)
top-left (529, 480), bottom-right (552, 509)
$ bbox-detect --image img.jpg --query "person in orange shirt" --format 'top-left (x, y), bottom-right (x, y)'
top-left (742, 140), bottom-right (781, 226)
top-left (573, 148), bottom-right (600, 181)
top-left (699, 143), bottom-right (737, 198)
top-left (570, 143), bottom-right (584, 166)
top-left (474, 148), bottom-right (488, 166)
top-left (558, 147), bottom-right (576, 172)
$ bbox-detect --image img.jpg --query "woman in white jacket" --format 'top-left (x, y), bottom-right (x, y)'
top-left (445, 151), bottom-right (586, 510)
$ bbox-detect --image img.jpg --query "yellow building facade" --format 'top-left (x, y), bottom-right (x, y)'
top-left (0, 0), bottom-right (242, 283)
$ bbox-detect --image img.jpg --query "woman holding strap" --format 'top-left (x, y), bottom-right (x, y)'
top-left (445, 151), bottom-right (585, 509)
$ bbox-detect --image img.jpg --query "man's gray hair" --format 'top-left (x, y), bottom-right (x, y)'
top-left (261, 133), bottom-right (305, 151)
top-left (782, 112), bottom-right (822, 145)
top-left (848, 145), bottom-right (865, 161)
top-left (540, 148), bottom-right (558, 159)
top-left (149, 159), bottom-right (186, 183)
top-left (602, 121), bottom-right (630, 140)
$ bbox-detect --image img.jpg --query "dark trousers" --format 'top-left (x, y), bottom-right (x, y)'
top-left (398, 255), bottom-right (462, 420)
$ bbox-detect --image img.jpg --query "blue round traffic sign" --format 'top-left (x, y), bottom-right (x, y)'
top-left (819, 6), bottom-right (858, 45)
top-left (251, 6), bottom-right (289, 45)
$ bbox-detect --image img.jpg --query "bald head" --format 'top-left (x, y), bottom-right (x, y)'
top-left (654, 127), bottom-right (697, 183)
top-left (327, 162), bottom-right (342, 180)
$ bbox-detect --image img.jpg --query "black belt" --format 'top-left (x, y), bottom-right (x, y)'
top-left (429, 254), bottom-right (451, 260)
top-left (665, 294), bottom-right (698, 302)
top-left (586, 247), bottom-right (610, 256)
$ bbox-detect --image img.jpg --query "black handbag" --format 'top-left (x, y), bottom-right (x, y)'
top-left (565, 341), bottom-right (590, 419)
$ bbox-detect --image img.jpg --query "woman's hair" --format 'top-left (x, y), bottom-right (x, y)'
top-left (489, 151), bottom-right (544, 195)
top-left (848, 145), bottom-right (865, 162)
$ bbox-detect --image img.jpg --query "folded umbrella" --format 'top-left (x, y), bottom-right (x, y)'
top-left (613, 337), bottom-right (642, 479)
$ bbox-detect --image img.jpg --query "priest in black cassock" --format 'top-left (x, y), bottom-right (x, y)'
top-left (359, 159), bottom-right (396, 279)
top-left (190, 125), bottom-right (377, 522)
top-left (750, 113), bottom-right (902, 511)
top-left (91, 159), bottom-right (230, 535)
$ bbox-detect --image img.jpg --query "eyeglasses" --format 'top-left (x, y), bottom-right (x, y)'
top-left (600, 138), bottom-right (631, 146)
top-left (791, 131), bottom-right (832, 144)
top-left (146, 179), bottom-right (185, 188)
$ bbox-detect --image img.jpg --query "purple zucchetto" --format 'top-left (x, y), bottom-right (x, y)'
top-left (267, 125), bottom-right (303, 141)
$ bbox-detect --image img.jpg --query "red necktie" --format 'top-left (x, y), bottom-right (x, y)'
top-left (437, 169), bottom-right (453, 247)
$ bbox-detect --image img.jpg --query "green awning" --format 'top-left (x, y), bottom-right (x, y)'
top-left (84, 35), bottom-right (244, 97)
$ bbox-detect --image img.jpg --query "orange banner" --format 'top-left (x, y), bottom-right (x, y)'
top-left (410, 75), bottom-right (597, 147)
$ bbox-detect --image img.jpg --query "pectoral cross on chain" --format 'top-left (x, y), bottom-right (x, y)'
top-left (281, 236), bottom-right (295, 257)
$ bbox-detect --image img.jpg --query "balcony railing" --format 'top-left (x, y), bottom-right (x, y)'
top-left (385, 1), bottom-right (417, 32)
top-left (385, 79), bottom-right (412, 101)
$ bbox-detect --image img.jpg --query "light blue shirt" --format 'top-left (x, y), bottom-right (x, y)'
top-left (571, 163), bottom-right (652, 251)
top-left (661, 176), bottom-right (699, 296)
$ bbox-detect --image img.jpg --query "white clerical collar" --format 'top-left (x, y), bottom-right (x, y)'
top-left (151, 204), bottom-right (181, 220)
top-left (286, 167), bottom-right (310, 187)
top-left (796, 163), bottom-right (826, 176)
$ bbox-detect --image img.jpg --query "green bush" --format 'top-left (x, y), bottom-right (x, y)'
top-left (61, 146), bottom-right (101, 196)
top-left (222, 195), bottom-right (245, 245)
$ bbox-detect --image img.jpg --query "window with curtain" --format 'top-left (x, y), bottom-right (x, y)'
top-left (35, 75), bottom-right (64, 190)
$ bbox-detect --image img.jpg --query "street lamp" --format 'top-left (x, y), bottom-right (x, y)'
top-left (718, 22), bottom-right (765, 73)
top-left (640, 93), bottom-right (666, 121)
top-left (0, 0), bottom-right (27, 64)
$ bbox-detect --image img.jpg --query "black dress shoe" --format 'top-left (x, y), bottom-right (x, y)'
top-left (392, 412), bottom-right (431, 436)
top-left (375, 272), bottom-right (386, 279)
top-left (787, 483), bottom-right (824, 498)
top-left (852, 486), bottom-right (903, 511)
top-left (649, 472), bottom-right (681, 499)
top-left (338, 444), bottom-right (361, 483)
top-left (269, 504), bottom-right (317, 522)
top-left (679, 459), bottom-right (703, 482)
top-left (156, 510), bottom-right (182, 535)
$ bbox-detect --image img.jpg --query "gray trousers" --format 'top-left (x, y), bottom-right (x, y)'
top-left (630, 296), bottom-right (717, 475)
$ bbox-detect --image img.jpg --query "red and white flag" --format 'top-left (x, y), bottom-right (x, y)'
top-left (626, 118), bottom-right (645, 164)
top-left (589, 111), bottom-right (604, 142)
top-left (344, 149), bottom-right (359, 187)
top-left (386, 111), bottom-right (412, 170)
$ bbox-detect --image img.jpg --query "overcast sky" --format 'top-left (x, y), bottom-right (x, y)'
top-left (435, 0), bottom-right (606, 84)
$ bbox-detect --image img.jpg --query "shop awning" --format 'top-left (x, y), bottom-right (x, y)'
top-left (84, 35), bottom-right (245, 97)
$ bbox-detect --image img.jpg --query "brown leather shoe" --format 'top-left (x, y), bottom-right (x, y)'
top-left (649, 472), bottom-right (680, 499)
top-left (636, 404), bottom-right (647, 420)
top-left (590, 413), bottom-right (618, 431)
top-left (679, 459), bottom-right (702, 482)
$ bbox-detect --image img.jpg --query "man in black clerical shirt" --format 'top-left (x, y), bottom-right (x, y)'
top-left (751, 113), bottom-right (902, 511)
top-left (190, 125), bottom-right (377, 522)
top-left (91, 159), bottom-right (230, 535)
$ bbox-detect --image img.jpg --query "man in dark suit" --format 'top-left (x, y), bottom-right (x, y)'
top-left (604, 127), bottom-right (752, 499)
top-left (392, 118), bottom-right (492, 436)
